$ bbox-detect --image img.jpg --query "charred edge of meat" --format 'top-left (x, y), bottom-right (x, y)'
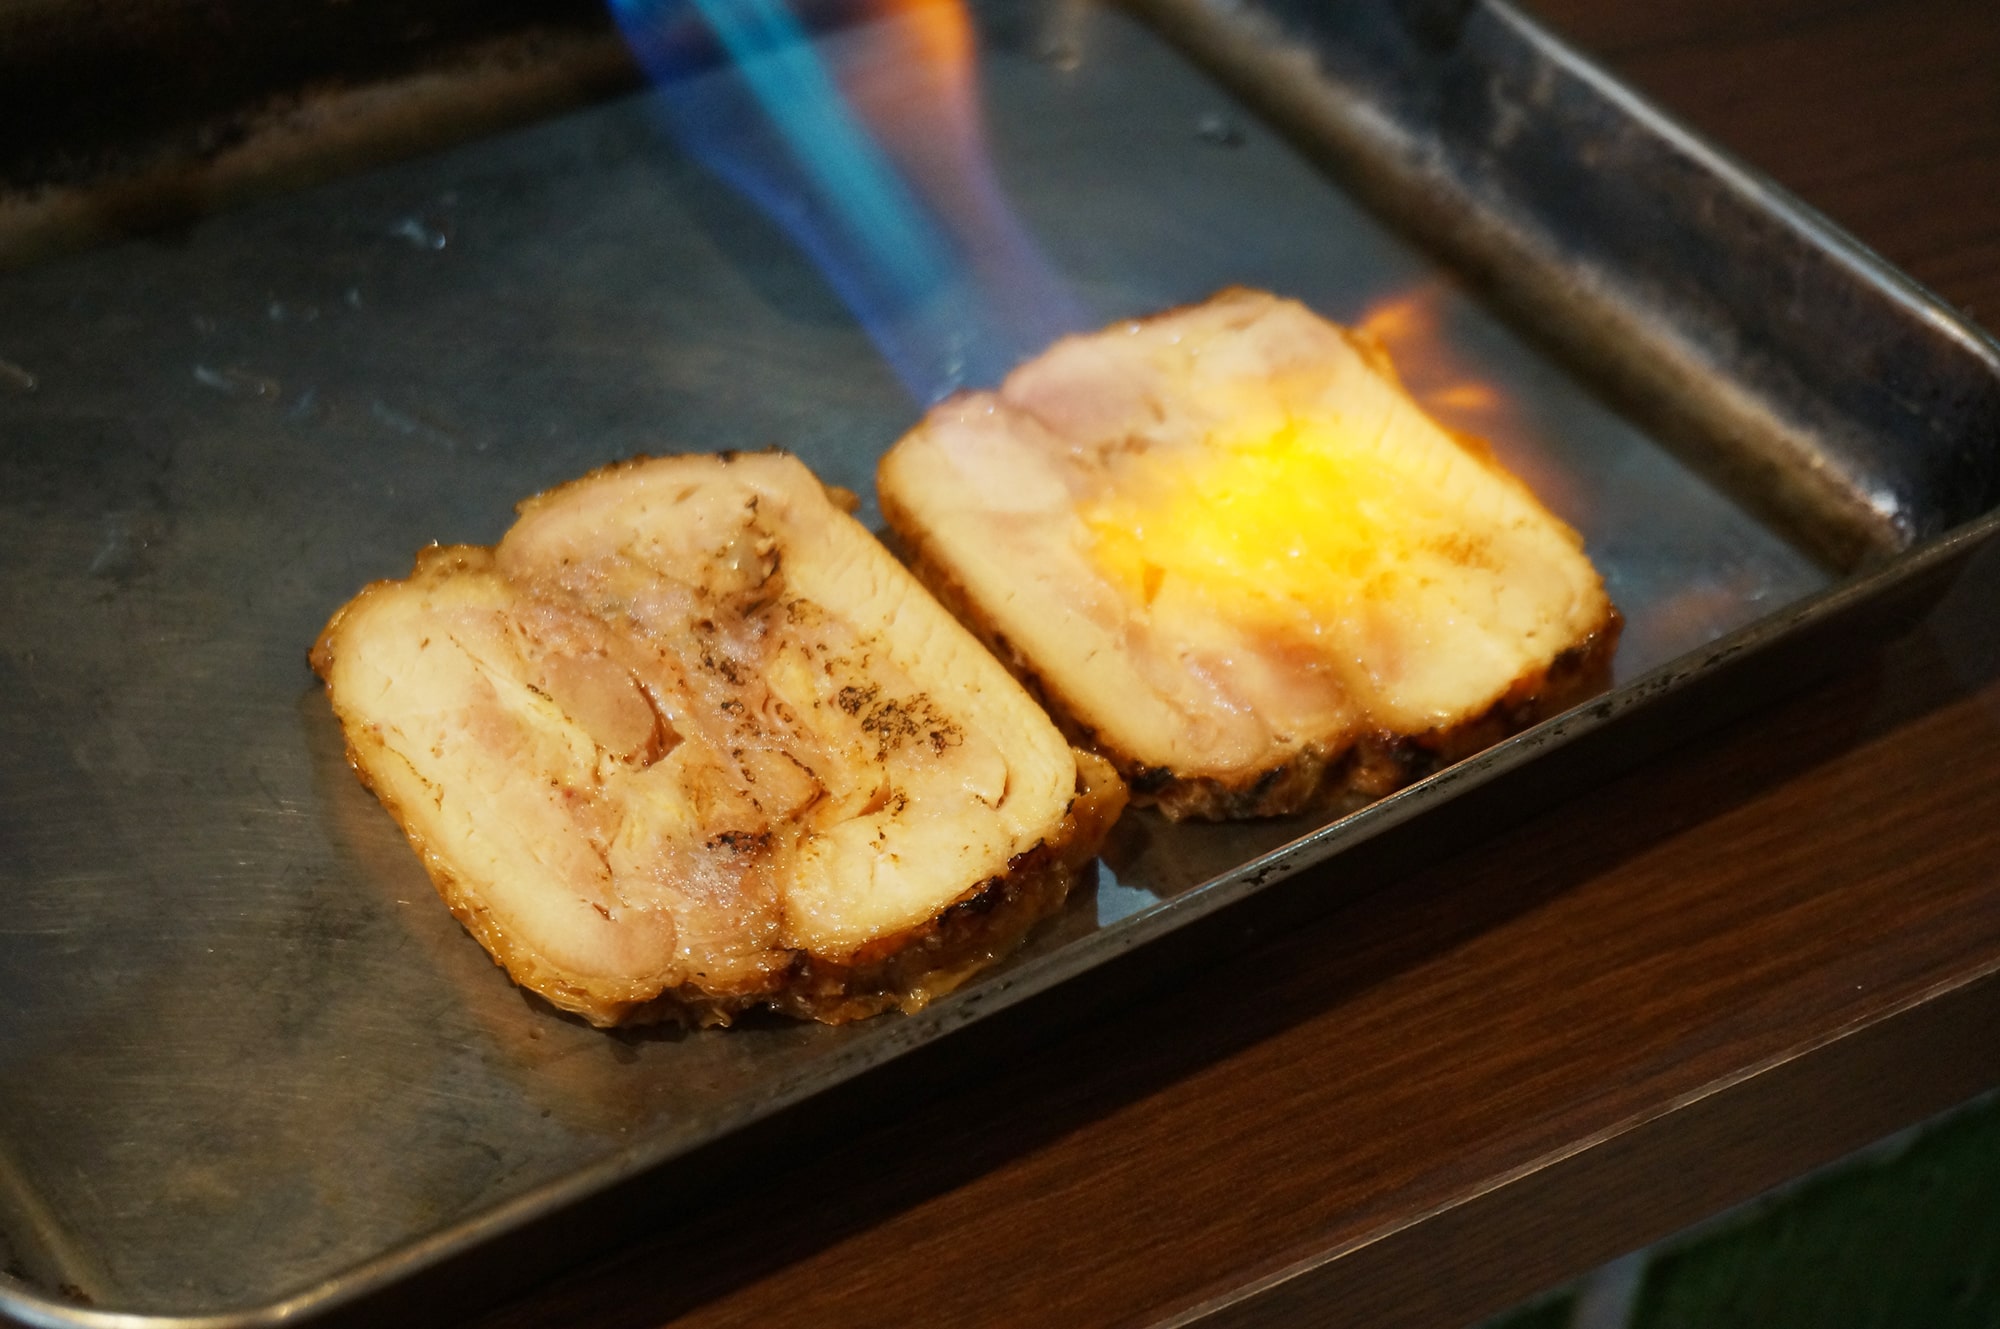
top-left (340, 712), bottom-right (1086, 1029)
top-left (342, 715), bottom-right (1123, 1030)
top-left (884, 488), bottom-right (1623, 823)
top-left (777, 858), bottom-right (1068, 1024)
top-left (607, 756), bottom-right (1123, 1028)
top-left (313, 498), bottom-right (1121, 1033)
top-left (1144, 613), bottom-right (1624, 821)
top-left (764, 752), bottom-right (1125, 1024)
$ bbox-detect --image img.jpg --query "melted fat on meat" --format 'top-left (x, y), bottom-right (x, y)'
top-left (878, 289), bottom-right (1620, 820)
top-left (314, 452), bottom-right (1110, 1025)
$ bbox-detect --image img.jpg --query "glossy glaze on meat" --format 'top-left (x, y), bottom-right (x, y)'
top-left (880, 290), bottom-right (1619, 820)
top-left (313, 452), bottom-right (1125, 1025)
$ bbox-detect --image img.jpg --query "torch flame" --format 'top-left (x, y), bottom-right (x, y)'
top-left (1354, 280), bottom-right (1572, 514)
top-left (611, 0), bottom-right (1084, 403)
top-left (1355, 282), bottom-right (1508, 430)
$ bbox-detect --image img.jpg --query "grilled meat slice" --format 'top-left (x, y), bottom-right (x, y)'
top-left (312, 452), bottom-right (1125, 1026)
top-left (879, 289), bottom-right (1619, 820)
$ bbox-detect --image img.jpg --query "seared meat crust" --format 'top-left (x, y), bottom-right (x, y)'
top-left (313, 452), bottom-right (1125, 1026)
top-left (879, 289), bottom-right (1620, 821)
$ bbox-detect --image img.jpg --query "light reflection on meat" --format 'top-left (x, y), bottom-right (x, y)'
top-left (882, 288), bottom-right (1621, 820)
top-left (312, 452), bottom-right (1124, 1027)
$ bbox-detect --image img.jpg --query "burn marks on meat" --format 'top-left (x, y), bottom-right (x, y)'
top-left (1420, 529), bottom-right (1499, 572)
top-left (697, 640), bottom-right (747, 686)
top-left (705, 828), bottom-right (773, 856)
top-left (868, 694), bottom-right (961, 759)
top-left (783, 597), bottom-right (829, 629)
top-left (825, 669), bottom-right (960, 757)
top-left (317, 452), bottom-right (1100, 1029)
top-left (847, 688), bottom-right (962, 761)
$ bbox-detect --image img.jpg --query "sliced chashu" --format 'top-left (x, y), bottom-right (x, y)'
top-left (879, 288), bottom-right (1619, 820)
top-left (312, 452), bottom-right (1125, 1026)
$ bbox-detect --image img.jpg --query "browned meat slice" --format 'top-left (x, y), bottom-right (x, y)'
top-left (312, 452), bottom-right (1125, 1026)
top-left (879, 289), bottom-right (1619, 820)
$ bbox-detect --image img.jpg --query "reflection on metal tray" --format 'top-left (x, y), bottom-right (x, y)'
top-left (1, 0), bottom-right (1996, 1323)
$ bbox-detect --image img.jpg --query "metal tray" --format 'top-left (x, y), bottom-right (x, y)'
top-left (2, 0), bottom-right (1996, 1323)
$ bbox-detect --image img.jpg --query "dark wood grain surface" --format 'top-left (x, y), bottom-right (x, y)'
top-left (462, 2), bottom-right (2000, 1325)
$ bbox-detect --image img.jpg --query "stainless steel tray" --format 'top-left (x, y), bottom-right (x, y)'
top-left (2, 0), bottom-right (1996, 1323)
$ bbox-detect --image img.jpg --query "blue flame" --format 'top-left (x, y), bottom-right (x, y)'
top-left (611, 0), bottom-right (1083, 402)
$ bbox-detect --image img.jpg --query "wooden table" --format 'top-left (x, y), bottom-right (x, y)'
top-left (468, 2), bottom-right (2000, 1325)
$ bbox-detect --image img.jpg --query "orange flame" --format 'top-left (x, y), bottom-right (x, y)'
top-left (826, 0), bottom-right (1040, 314)
top-left (1354, 280), bottom-right (1573, 516)
top-left (613, 0), bottom-right (1081, 397)
top-left (1354, 281), bottom-right (1505, 430)
top-left (823, 0), bottom-right (981, 211)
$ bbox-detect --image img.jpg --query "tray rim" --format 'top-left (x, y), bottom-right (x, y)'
top-left (1487, 0), bottom-right (2000, 395)
top-left (7, 519), bottom-right (1995, 1329)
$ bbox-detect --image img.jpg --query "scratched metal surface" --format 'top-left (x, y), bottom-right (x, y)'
top-left (0, 0), bottom-right (1995, 1321)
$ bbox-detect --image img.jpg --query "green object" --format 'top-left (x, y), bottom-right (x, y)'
top-left (1632, 1095), bottom-right (2000, 1329)
top-left (1482, 1291), bottom-right (1575, 1329)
